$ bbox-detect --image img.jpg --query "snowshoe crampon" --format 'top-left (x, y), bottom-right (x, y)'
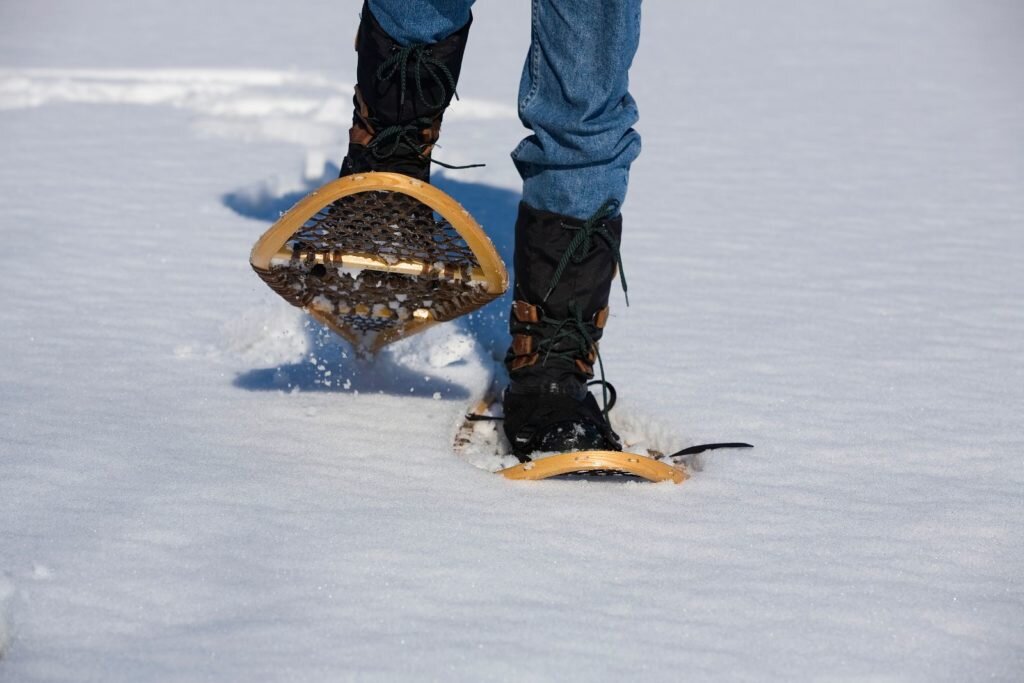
top-left (250, 172), bottom-right (508, 353)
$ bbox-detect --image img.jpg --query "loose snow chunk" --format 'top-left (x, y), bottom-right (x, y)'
top-left (309, 295), bottom-right (334, 313)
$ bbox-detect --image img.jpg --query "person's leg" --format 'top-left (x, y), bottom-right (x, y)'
top-left (340, 0), bottom-right (475, 182)
top-left (511, 0), bottom-right (642, 220)
top-left (368, 0), bottom-right (474, 46)
top-left (502, 0), bottom-right (642, 456)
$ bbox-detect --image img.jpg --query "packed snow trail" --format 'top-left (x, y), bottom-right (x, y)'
top-left (1, 1), bottom-right (1023, 680)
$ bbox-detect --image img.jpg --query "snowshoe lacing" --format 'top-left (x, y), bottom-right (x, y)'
top-left (369, 44), bottom-right (483, 172)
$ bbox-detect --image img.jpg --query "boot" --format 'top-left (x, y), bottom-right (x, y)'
top-left (340, 3), bottom-right (471, 182)
top-left (502, 200), bottom-right (628, 457)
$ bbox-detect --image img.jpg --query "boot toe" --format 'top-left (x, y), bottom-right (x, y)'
top-left (534, 419), bottom-right (621, 454)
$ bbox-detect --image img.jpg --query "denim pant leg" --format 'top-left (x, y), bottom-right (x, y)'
top-left (367, 0), bottom-right (475, 45)
top-left (512, 0), bottom-right (642, 220)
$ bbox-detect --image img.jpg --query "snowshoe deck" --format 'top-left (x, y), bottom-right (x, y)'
top-left (250, 172), bottom-right (507, 354)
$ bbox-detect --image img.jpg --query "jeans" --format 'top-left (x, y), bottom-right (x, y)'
top-left (368, 0), bottom-right (642, 221)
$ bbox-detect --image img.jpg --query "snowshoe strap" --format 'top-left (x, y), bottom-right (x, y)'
top-left (662, 442), bottom-right (754, 458)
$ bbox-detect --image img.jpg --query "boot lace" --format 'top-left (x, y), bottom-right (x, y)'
top-left (543, 199), bottom-right (629, 305)
top-left (371, 44), bottom-right (483, 171)
top-left (376, 45), bottom-right (459, 110)
top-left (530, 302), bottom-right (615, 414)
top-left (366, 122), bottom-right (483, 171)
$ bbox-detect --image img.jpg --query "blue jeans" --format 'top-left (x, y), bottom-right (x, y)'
top-left (368, 0), bottom-right (642, 221)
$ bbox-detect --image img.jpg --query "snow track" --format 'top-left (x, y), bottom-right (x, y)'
top-left (0, 67), bottom-right (515, 152)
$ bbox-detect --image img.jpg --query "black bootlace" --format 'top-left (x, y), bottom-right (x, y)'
top-left (543, 198), bottom-right (628, 305)
top-left (376, 45), bottom-right (460, 109)
top-left (530, 302), bottom-right (613, 412)
top-left (371, 44), bottom-right (483, 171)
top-left (366, 122), bottom-right (483, 170)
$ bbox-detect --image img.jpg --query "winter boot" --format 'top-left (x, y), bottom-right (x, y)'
top-left (502, 200), bottom-right (628, 458)
top-left (339, 3), bottom-right (471, 183)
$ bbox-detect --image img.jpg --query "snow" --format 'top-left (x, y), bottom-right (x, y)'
top-left (2, 0), bottom-right (1023, 680)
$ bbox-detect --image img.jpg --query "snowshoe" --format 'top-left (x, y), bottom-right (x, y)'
top-left (250, 172), bottom-right (506, 354)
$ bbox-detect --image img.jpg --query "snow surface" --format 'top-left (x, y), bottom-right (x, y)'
top-left (2, 0), bottom-right (1023, 680)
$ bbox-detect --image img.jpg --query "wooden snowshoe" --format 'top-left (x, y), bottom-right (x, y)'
top-left (250, 172), bottom-right (508, 354)
top-left (454, 393), bottom-right (721, 484)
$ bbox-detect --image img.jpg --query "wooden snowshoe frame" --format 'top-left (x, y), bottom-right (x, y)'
top-left (250, 172), bottom-right (508, 354)
top-left (456, 395), bottom-right (689, 484)
top-left (499, 451), bottom-right (688, 484)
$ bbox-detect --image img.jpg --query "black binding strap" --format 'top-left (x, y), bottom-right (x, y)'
top-left (663, 442), bottom-right (753, 458)
top-left (465, 413), bottom-right (502, 422)
top-left (466, 406), bottom-right (753, 459)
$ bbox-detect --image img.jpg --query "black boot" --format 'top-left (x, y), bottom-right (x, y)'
top-left (502, 200), bottom-right (628, 457)
top-left (340, 3), bottom-right (471, 182)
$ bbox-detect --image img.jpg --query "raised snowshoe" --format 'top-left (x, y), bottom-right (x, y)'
top-left (250, 173), bottom-right (506, 353)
